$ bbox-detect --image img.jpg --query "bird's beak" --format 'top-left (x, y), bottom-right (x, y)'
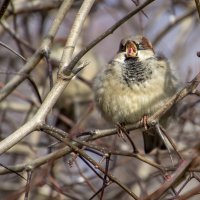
top-left (125, 41), bottom-right (137, 58)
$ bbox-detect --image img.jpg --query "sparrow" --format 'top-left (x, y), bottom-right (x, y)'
top-left (94, 35), bottom-right (179, 153)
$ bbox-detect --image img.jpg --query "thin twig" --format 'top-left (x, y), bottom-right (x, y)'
top-left (0, 20), bottom-right (35, 53)
top-left (63, 0), bottom-right (156, 74)
top-left (100, 154), bottom-right (111, 200)
top-left (0, 0), bottom-right (75, 154)
top-left (0, 41), bottom-right (26, 61)
top-left (177, 184), bottom-right (200, 200)
top-left (155, 123), bottom-right (175, 167)
top-left (153, 8), bottom-right (195, 45)
top-left (72, 139), bottom-right (164, 172)
top-left (0, 0), bottom-right (74, 102)
top-left (0, 163), bottom-right (26, 180)
top-left (68, 144), bottom-right (139, 199)
top-left (141, 158), bottom-right (195, 200)
top-left (0, 72), bottom-right (42, 104)
top-left (195, 0), bottom-right (200, 19)
top-left (79, 156), bottom-right (104, 180)
top-left (24, 170), bottom-right (32, 200)
top-left (0, 0), bottom-right (10, 19)
top-left (41, 125), bottom-right (139, 199)
top-left (44, 51), bottom-right (53, 90)
top-left (160, 127), bottom-right (183, 161)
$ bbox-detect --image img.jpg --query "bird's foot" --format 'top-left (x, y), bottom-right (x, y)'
top-left (116, 123), bottom-right (127, 141)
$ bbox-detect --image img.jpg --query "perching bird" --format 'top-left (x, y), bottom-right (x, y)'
top-left (94, 35), bottom-right (179, 153)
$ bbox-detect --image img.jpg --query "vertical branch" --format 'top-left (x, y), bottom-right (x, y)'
top-left (59, 0), bottom-right (96, 74)
top-left (100, 154), bottom-right (111, 200)
top-left (35, 0), bottom-right (96, 120)
top-left (24, 170), bottom-right (33, 200)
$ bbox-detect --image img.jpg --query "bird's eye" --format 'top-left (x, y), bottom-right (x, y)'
top-left (136, 43), bottom-right (145, 50)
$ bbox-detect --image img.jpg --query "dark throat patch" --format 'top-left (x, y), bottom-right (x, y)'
top-left (122, 58), bottom-right (153, 86)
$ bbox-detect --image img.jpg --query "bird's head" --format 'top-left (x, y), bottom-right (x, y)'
top-left (118, 35), bottom-right (155, 61)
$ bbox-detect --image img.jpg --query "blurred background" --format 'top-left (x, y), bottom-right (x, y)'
top-left (0, 0), bottom-right (200, 199)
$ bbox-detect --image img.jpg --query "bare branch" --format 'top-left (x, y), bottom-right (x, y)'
top-left (63, 0), bottom-right (156, 74)
top-left (195, 0), bottom-right (200, 19)
top-left (0, 0), bottom-right (10, 19)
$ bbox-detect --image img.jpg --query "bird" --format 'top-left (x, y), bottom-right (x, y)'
top-left (93, 35), bottom-right (179, 153)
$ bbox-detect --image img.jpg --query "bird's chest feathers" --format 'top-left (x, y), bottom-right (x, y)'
top-left (122, 59), bottom-right (153, 85)
top-left (97, 60), bottom-right (169, 123)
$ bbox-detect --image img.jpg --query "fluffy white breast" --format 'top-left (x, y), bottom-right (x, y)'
top-left (94, 57), bottom-right (178, 124)
top-left (137, 50), bottom-right (154, 61)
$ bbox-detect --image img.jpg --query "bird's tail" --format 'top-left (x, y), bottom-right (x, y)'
top-left (142, 128), bottom-right (166, 153)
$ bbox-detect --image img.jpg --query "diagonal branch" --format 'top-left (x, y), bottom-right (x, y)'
top-left (0, 0), bottom-right (75, 154)
top-left (140, 158), bottom-right (195, 200)
top-left (0, 0), bottom-right (74, 102)
top-left (153, 8), bottom-right (196, 45)
top-left (0, 0), bottom-right (10, 19)
top-left (63, 0), bottom-right (156, 74)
